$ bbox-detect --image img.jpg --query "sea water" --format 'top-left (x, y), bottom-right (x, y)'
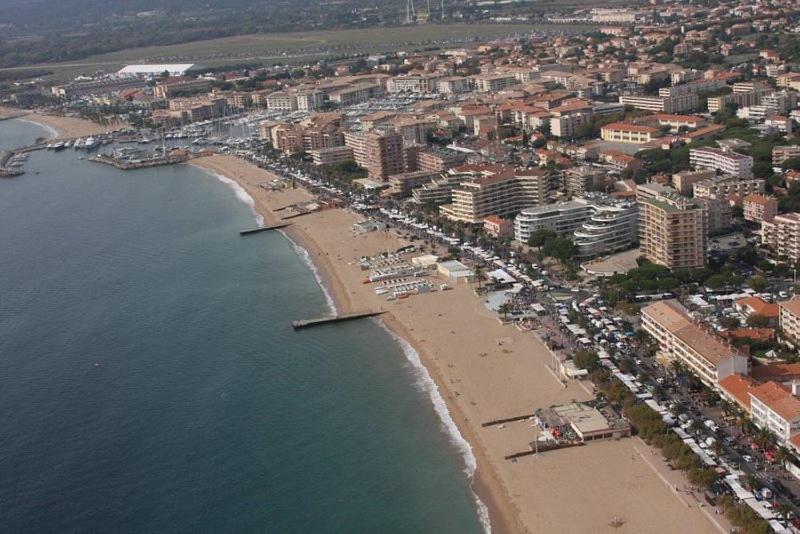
top-left (0, 120), bottom-right (485, 533)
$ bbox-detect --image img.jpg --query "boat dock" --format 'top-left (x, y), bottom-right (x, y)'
top-left (291, 310), bottom-right (385, 330)
top-left (239, 223), bottom-right (291, 235)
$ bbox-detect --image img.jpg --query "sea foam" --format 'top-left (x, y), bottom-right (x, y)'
top-left (16, 118), bottom-right (59, 140)
top-left (203, 169), bottom-right (265, 227)
top-left (280, 231), bottom-right (338, 315)
top-left (203, 164), bottom-right (489, 532)
top-left (376, 319), bottom-right (492, 534)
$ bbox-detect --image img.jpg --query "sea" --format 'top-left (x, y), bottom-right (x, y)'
top-left (0, 119), bottom-right (486, 533)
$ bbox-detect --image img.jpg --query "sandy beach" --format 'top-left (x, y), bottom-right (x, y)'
top-left (191, 154), bottom-right (725, 534)
top-left (0, 106), bottom-right (119, 140)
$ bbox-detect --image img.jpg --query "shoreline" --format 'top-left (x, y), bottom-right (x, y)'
top-left (0, 106), bottom-right (120, 140)
top-left (193, 158), bottom-right (515, 533)
top-left (189, 155), bottom-right (721, 534)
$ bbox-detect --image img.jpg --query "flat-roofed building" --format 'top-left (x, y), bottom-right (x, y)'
top-left (265, 91), bottom-right (297, 112)
top-left (638, 185), bottom-right (707, 270)
top-left (474, 73), bottom-right (519, 93)
top-left (416, 147), bottom-right (468, 173)
top-left (441, 167), bottom-right (552, 224)
top-left (761, 213), bottom-right (800, 264)
top-left (641, 299), bottom-right (749, 386)
top-left (693, 176), bottom-right (764, 200)
top-left (387, 170), bottom-right (440, 198)
top-left (344, 130), bottom-right (404, 180)
top-left (311, 146), bottom-right (354, 166)
top-left (672, 170), bottom-right (716, 195)
top-left (773, 145), bottom-right (800, 167)
top-left (743, 194), bottom-right (778, 224)
top-left (689, 147), bottom-right (753, 178)
top-left (514, 201), bottom-right (592, 242)
top-left (619, 94), bottom-right (698, 113)
top-left (572, 194), bottom-right (639, 258)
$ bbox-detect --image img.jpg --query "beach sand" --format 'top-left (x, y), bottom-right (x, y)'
top-left (0, 106), bottom-right (119, 139)
top-left (191, 155), bottom-right (726, 534)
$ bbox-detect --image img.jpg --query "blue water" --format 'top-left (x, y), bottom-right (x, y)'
top-left (0, 120), bottom-right (484, 533)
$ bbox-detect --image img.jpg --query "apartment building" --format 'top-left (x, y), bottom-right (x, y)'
top-left (572, 195), bottom-right (639, 258)
top-left (638, 185), bottom-right (707, 270)
top-left (658, 78), bottom-right (726, 98)
top-left (514, 201), bottom-right (592, 242)
top-left (743, 194), bottom-right (778, 224)
top-left (693, 176), bottom-right (765, 200)
top-left (779, 299), bottom-right (800, 345)
top-left (441, 167), bottom-right (552, 224)
top-left (328, 83), bottom-right (383, 106)
top-left (750, 382), bottom-right (800, 446)
top-left (707, 90), bottom-right (766, 113)
top-left (600, 122), bottom-right (660, 144)
top-left (295, 91), bottom-right (326, 112)
top-left (387, 170), bottom-right (440, 198)
top-left (652, 114), bottom-right (706, 131)
top-left (619, 94), bottom-right (698, 113)
top-left (344, 130), bottom-right (405, 180)
top-left (310, 146), bottom-right (354, 166)
top-left (562, 166), bottom-right (608, 196)
top-left (696, 197), bottom-right (733, 235)
top-left (153, 77), bottom-right (211, 99)
top-left (265, 91), bottom-right (297, 112)
top-left (672, 170), bottom-right (716, 195)
top-left (641, 300), bottom-right (749, 386)
top-left (689, 147), bottom-right (754, 178)
top-left (387, 75), bottom-right (441, 94)
top-left (436, 77), bottom-right (474, 94)
top-left (773, 145), bottom-right (800, 167)
top-left (416, 147), bottom-right (468, 173)
top-left (761, 213), bottom-right (800, 264)
top-left (474, 73), bottom-right (519, 93)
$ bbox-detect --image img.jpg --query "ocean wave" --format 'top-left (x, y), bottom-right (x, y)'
top-left (375, 318), bottom-right (492, 534)
top-left (15, 118), bottom-right (59, 140)
top-left (279, 231), bottom-right (337, 315)
top-left (202, 169), bottom-right (265, 227)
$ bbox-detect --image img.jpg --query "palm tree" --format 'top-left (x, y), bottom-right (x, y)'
top-left (775, 446), bottom-right (792, 466)
top-left (753, 427), bottom-right (776, 450)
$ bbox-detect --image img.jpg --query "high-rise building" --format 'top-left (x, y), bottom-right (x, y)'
top-left (344, 130), bottom-right (405, 180)
top-left (638, 185), bottom-right (707, 270)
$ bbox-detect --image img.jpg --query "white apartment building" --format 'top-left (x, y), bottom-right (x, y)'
top-left (693, 176), bottom-right (765, 200)
top-left (572, 195), bottom-right (639, 258)
top-left (514, 201), bottom-right (592, 242)
top-left (619, 94), bottom-right (698, 113)
top-left (474, 73), bottom-right (519, 93)
top-left (266, 91), bottom-right (297, 112)
top-left (689, 147), bottom-right (754, 178)
top-left (761, 212), bottom-right (800, 264)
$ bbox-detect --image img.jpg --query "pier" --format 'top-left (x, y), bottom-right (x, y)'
top-left (481, 413), bottom-right (536, 427)
top-left (291, 310), bottom-right (386, 330)
top-left (89, 154), bottom-right (189, 170)
top-left (505, 441), bottom-right (584, 460)
top-left (239, 223), bottom-right (292, 235)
